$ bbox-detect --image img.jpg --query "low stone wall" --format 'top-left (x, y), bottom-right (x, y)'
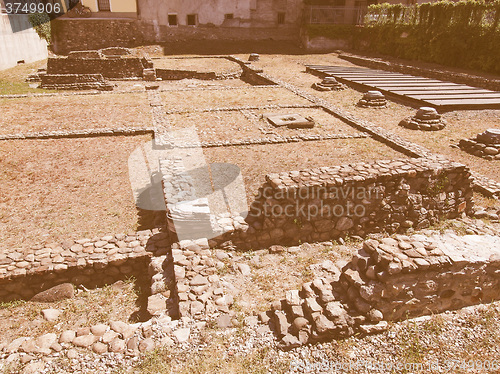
top-left (265, 233), bottom-right (500, 348)
top-left (0, 231), bottom-right (169, 302)
top-left (46, 55), bottom-right (151, 79)
top-left (210, 158), bottom-right (473, 250)
top-left (156, 68), bottom-right (240, 81)
top-left (226, 56), bottom-right (277, 86)
top-left (40, 74), bottom-right (113, 91)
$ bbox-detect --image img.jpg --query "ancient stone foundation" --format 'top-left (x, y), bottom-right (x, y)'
top-left (459, 129), bottom-right (500, 160)
top-left (46, 50), bottom-right (153, 79)
top-left (399, 107), bottom-right (446, 131)
top-left (357, 91), bottom-right (387, 108)
top-left (0, 231), bottom-right (169, 302)
top-left (40, 74), bottom-right (113, 91)
top-left (312, 77), bottom-right (347, 92)
top-left (265, 233), bottom-right (500, 349)
top-left (210, 158), bottom-right (473, 250)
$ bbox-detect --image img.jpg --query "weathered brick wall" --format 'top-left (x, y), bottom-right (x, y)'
top-left (51, 19), bottom-right (147, 55)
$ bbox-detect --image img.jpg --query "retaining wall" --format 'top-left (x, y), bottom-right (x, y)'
top-left (0, 231), bottom-right (170, 302)
top-left (210, 157), bottom-right (474, 250)
top-left (267, 233), bottom-right (500, 348)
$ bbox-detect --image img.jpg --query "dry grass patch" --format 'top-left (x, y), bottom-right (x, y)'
top-left (203, 138), bottom-right (409, 201)
top-left (0, 92), bottom-right (151, 135)
top-left (0, 60), bottom-right (54, 95)
top-left (219, 241), bottom-right (356, 315)
top-left (167, 108), bottom-right (359, 143)
top-left (160, 87), bottom-right (310, 112)
top-left (0, 279), bottom-right (141, 348)
top-left (0, 135), bottom-right (151, 252)
top-left (248, 53), bottom-right (500, 183)
top-left (134, 336), bottom-right (290, 374)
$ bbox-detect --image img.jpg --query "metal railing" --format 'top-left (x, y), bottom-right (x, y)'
top-left (305, 6), bottom-right (367, 25)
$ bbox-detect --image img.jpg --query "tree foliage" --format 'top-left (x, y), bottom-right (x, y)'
top-left (361, 0), bottom-right (500, 74)
top-left (28, 13), bottom-right (51, 43)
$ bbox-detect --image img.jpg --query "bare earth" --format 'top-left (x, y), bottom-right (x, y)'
top-left (0, 50), bottom-right (499, 374)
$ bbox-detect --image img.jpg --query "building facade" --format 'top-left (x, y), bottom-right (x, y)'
top-left (0, 8), bottom-right (48, 71)
top-left (52, 0), bottom-right (304, 54)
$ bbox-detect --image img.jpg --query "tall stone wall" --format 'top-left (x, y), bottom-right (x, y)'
top-left (210, 158), bottom-right (474, 249)
top-left (50, 18), bottom-right (300, 54)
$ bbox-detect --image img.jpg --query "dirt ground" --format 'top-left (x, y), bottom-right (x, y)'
top-left (204, 138), bottom-right (409, 201)
top-left (152, 57), bottom-right (242, 75)
top-left (241, 53), bottom-right (500, 183)
top-left (0, 135), bottom-right (152, 252)
top-left (0, 93), bottom-right (151, 135)
top-left (160, 86), bottom-right (310, 112)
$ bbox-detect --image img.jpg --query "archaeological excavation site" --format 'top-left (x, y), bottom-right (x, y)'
top-left (1, 43), bottom-right (500, 373)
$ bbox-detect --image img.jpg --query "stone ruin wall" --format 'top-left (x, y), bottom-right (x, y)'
top-left (46, 54), bottom-right (151, 79)
top-left (210, 158), bottom-right (474, 250)
top-left (50, 19), bottom-right (300, 55)
top-left (0, 231), bottom-right (170, 302)
top-left (265, 233), bottom-right (500, 348)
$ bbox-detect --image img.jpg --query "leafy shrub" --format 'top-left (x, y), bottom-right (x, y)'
top-left (28, 13), bottom-right (51, 43)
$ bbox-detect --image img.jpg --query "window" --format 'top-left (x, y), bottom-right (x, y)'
top-left (224, 13), bottom-right (234, 20)
top-left (97, 0), bottom-right (111, 12)
top-left (187, 14), bottom-right (197, 26)
top-left (277, 12), bottom-right (286, 24)
top-left (168, 14), bottom-right (178, 26)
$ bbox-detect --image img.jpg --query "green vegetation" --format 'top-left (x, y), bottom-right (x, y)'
top-left (28, 13), bottom-right (51, 43)
top-left (306, 1), bottom-right (500, 74)
top-left (362, 0), bottom-right (500, 74)
top-left (0, 60), bottom-right (53, 95)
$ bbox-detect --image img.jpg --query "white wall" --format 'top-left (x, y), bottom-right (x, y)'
top-left (0, 14), bottom-right (48, 71)
top-left (139, 0), bottom-right (302, 27)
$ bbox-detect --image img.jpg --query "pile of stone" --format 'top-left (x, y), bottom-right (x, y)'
top-left (248, 53), bottom-right (260, 62)
top-left (459, 128), bottom-right (500, 160)
top-left (312, 77), bottom-right (347, 92)
top-left (357, 91), bottom-right (387, 108)
top-left (0, 315), bottom-right (194, 360)
top-left (399, 107), bottom-right (446, 131)
top-left (263, 233), bottom-right (500, 349)
top-left (26, 68), bottom-right (46, 83)
top-left (147, 238), bottom-right (234, 321)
